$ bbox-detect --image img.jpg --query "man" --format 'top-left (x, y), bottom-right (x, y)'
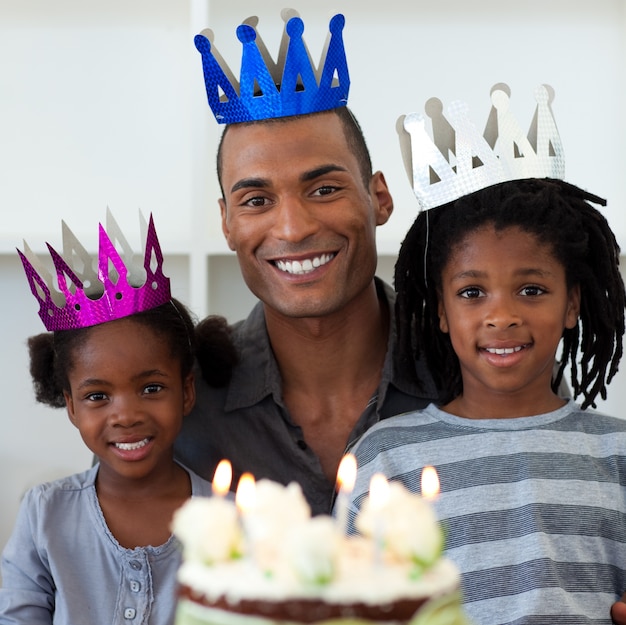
top-left (174, 11), bottom-right (437, 515)
top-left (174, 106), bottom-right (438, 515)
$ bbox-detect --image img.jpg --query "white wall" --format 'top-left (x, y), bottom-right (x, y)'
top-left (1, 0), bottom-right (625, 558)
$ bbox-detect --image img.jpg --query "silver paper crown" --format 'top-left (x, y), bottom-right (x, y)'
top-left (398, 83), bottom-right (565, 211)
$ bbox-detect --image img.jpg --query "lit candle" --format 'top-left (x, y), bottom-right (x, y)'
top-left (235, 472), bottom-right (256, 557)
top-left (369, 473), bottom-right (390, 565)
top-left (212, 459), bottom-right (233, 497)
top-left (235, 472), bottom-right (256, 514)
top-left (335, 453), bottom-right (357, 535)
top-left (421, 465), bottom-right (440, 501)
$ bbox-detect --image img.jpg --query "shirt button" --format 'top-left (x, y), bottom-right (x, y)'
top-left (129, 560), bottom-right (142, 570)
top-left (124, 608), bottom-right (136, 619)
top-left (130, 581), bottom-right (141, 592)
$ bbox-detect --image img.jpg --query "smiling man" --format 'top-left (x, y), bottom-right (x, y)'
top-left (173, 11), bottom-right (438, 514)
top-left (175, 105), bottom-right (438, 515)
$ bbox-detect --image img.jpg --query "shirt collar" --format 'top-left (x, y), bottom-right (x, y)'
top-left (223, 277), bottom-right (436, 412)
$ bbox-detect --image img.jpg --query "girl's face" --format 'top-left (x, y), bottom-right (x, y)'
top-left (63, 317), bottom-right (195, 483)
top-left (437, 225), bottom-right (580, 418)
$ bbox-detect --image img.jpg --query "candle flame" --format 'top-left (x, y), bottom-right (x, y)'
top-left (235, 472), bottom-right (256, 514)
top-left (337, 453), bottom-right (357, 492)
top-left (369, 473), bottom-right (390, 510)
top-left (212, 459), bottom-right (232, 496)
top-left (421, 465), bottom-right (440, 500)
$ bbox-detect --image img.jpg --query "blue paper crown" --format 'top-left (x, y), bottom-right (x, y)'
top-left (194, 10), bottom-right (350, 124)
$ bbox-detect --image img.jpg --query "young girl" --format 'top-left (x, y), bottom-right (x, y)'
top-left (346, 178), bottom-right (626, 624)
top-left (0, 217), bottom-right (236, 624)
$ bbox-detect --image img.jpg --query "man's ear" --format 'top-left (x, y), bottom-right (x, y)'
top-left (370, 171), bottom-right (394, 226)
top-left (64, 391), bottom-right (78, 428)
top-left (219, 199), bottom-right (236, 251)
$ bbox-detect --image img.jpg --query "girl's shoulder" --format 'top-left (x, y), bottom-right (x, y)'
top-left (23, 465), bottom-right (98, 503)
top-left (179, 462), bottom-right (214, 498)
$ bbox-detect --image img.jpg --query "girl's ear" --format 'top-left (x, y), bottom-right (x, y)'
top-left (565, 283), bottom-right (581, 329)
top-left (182, 372), bottom-right (196, 416)
top-left (438, 294), bottom-right (450, 333)
top-left (64, 391), bottom-right (78, 428)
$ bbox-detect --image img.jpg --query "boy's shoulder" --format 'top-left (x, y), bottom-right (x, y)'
top-left (565, 404), bottom-right (626, 433)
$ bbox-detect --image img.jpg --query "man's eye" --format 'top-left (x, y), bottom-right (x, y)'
top-left (313, 185), bottom-right (339, 196)
top-left (244, 196), bottom-right (269, 207)
top-left (459, 287), bottom-right (482, 299)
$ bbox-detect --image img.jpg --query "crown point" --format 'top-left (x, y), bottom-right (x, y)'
top-left (236, 24), bottom-right (257, 44)
top-left (534, 84), bottom-right (553, 105)
top-left (285, 16), bottom-right (304, 38)
top-left (329, 13), bottom-right (345, 33)
top-left (491, 88), bottom-right (510, 111)
top-left (424, 97), bottom-right (443, 119)
top-left (490, 82), bottom-right (511, 97)
top-left (194, 33), bottom-right (210, 52)
top-left (281, 8), bottom-right (300, 22)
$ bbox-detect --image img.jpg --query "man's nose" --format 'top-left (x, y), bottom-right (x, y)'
top-left (270, 197), bottom-right (319, 242)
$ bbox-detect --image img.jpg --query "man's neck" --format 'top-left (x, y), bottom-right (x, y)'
top-left (263, 281), bottom-right (390, 481)
top-left (265, 282), bottom-right (388, 388)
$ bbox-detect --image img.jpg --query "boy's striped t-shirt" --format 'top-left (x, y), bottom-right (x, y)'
top-left (347, 400), bottom-right (626, 625)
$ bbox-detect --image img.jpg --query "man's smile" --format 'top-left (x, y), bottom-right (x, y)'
top-left (273, 253), bottom-right (336, 275)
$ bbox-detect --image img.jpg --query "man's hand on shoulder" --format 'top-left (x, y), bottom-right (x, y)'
top-left (611, 592), bottom-right (626, 624)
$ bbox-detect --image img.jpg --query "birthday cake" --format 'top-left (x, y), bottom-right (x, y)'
top-left (171, 477), bottom-right (468, 625)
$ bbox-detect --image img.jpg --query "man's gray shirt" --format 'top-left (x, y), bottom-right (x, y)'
top-left (174, 278), bottom-right (438, 515)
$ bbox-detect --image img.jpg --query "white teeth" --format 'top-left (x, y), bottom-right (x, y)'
top-left (485, 346), bottom-right (524, 355)
top-left (114, 438), bottom-right (149, 451)
top-left (275, 253), bottom-right (334, 275)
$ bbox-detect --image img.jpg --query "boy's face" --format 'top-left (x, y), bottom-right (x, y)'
top-left (437, 224), bottom-right (580, 418)
top-left (63, 317), bottom-right (195, 482)
top-left (217, 111), bottom-right (393, 321)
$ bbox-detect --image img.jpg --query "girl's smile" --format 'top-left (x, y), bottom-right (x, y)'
top-left (63, 317), bottom-right (195, 486)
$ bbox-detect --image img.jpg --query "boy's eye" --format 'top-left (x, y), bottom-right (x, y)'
top-left (144, 384), bottom-right (163, 395)
top-left (459, 287), bottom-right (483, 299)
top-left (520, 285), bottom-right (545, 297)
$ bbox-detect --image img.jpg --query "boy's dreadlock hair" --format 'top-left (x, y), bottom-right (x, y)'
top-left (394, 177), bottom-right (625, 409)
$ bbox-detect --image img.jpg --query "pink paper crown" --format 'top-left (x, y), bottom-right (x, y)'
top-left (18, 211), bottom-right (171, 331)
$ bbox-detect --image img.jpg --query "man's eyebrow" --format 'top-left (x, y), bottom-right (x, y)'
top-left (230, 177), bottom-right (270, 194)
top-left (229, 165), bottom-right (348, 194)
top-left (300, 164), bottom-right (348, 183)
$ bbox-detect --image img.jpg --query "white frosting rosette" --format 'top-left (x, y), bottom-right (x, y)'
top-left (171, 496), bottom-right (243, 564)
top-left (284, 516), bottom-right (340, 584)
top-left (356, 481), bottom-right (443, 570)
top-left (243, 479), bottom-right (313, 569)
